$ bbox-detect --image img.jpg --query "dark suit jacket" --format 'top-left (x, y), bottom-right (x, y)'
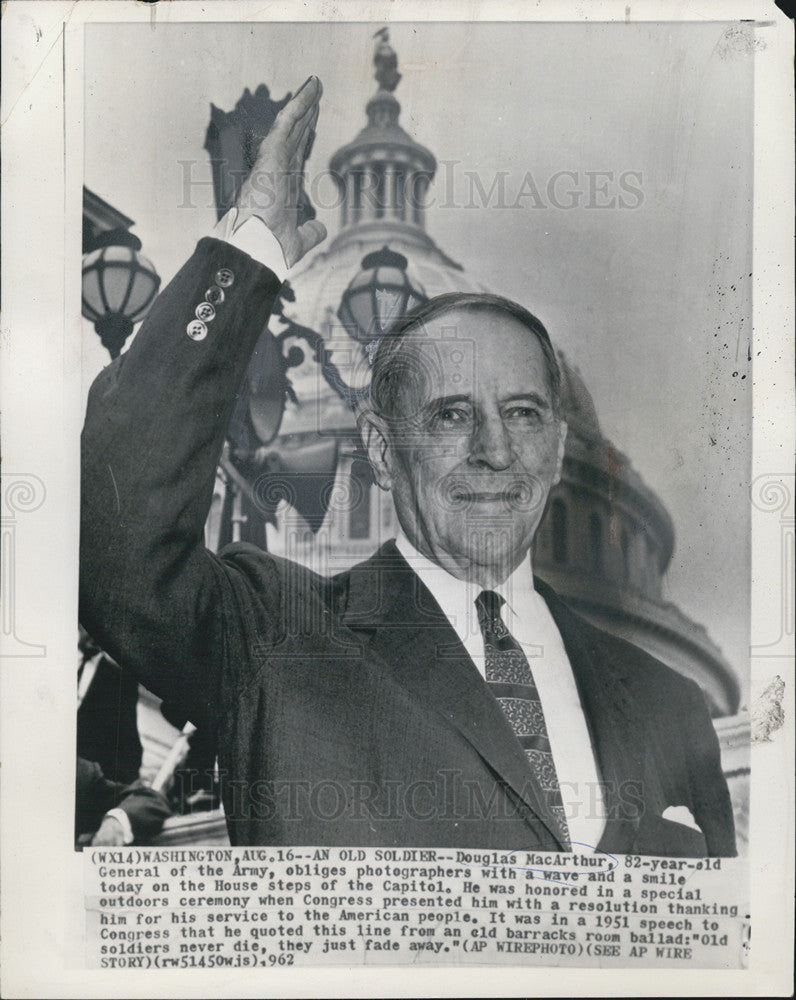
top-left (77, 653), bottom-right (142, 785)
top-left (80, 238), bottom-right (736, 857)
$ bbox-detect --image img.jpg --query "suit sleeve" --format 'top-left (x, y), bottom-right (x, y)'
top-left (80, 238), bottom-right (283, 731)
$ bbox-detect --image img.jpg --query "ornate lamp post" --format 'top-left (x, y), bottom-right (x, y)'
top-left (205, 83), bottom-right (315, 227)
top-left (337, 246), bottom-right (426, 347)
top-left (81, 228), bottom-right (160, 359)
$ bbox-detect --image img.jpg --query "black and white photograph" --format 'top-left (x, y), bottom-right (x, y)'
top-left (78, 17), bottom-right (752, 855)
top-left (1, 2), bottom-right (792, 996)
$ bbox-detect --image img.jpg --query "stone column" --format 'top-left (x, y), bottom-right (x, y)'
top-left (383, 163), bottom-right (395, 218)
top-left (346, 171), bottom-right (357, 224)
top-left (363, 165), bottom-right (378, 221)
top-left (413, 173), bottom-right (429, 227)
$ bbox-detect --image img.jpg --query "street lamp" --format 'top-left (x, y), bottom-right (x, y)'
top-left (337, 246), bottom-right (426, 346)
top-left (222, 244), bottom-right (428, 540)
top-left (82, 228), bottom-right (160, 359)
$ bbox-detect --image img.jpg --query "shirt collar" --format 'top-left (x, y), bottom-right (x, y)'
top-left (394, 531), bottom-right (537, 640)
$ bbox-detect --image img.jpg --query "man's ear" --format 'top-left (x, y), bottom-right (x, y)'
top-left (552, 419), bottom-right (568, 486)
top-left (357, 408), bottom-right (393, 491)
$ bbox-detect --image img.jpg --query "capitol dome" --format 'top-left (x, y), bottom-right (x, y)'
top-left (557, 353), bottom-right (603, 441)
top-left (262, 32), bottom-right (739, 719)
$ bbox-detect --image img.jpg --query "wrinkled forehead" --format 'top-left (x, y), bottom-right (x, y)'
top-left (390, 307), bottom-right (555, 406)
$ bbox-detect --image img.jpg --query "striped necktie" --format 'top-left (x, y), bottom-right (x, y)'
top-left (475, 589), bottom-right (571, 847)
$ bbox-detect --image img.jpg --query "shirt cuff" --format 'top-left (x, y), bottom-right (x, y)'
top-left (104, 807), bottom-right (135, 846)
top-left (211, 208), bottom-right (289, 282)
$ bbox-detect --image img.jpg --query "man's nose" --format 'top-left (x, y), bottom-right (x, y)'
top-left (468, 416), bottom-right (514, 469)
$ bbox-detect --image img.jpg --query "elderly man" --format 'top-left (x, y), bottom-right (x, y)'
top-left (80, 77), bottom-right (735, 856)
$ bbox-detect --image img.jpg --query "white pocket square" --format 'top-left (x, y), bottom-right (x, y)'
top-left (662, 805), bottom-right (702, 832)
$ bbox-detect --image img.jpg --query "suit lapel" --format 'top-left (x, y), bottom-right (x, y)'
top-left (535, 579), bottom-right (645, 854)
top-left (341, 543), bottom-right (567, 849)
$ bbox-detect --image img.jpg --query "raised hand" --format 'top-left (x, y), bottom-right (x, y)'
top-left (234, 75), bottom-right (327, 268)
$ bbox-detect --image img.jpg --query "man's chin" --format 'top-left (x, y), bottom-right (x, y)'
top-left (452, 538), bottom-right (533, 584)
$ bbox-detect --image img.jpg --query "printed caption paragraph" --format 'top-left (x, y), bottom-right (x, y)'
top-left (84, 847), bottom-right (749, 969)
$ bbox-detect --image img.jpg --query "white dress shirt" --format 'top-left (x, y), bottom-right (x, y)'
top-left (395, 532), bottom-right (607, 850)
top-left (212, 208), bottom-right (289, 281)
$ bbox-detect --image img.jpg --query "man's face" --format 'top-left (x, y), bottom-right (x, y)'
top-left (366, 306), bottom-right (567, 586)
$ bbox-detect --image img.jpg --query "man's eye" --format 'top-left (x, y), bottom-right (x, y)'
top-left (505, 406), bottom-right (543, 423)
top-left (433, 407), bottom-right (470, 428)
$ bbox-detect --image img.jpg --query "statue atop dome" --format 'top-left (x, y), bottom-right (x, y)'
top-left (373, 28), bottom-right (401, 92)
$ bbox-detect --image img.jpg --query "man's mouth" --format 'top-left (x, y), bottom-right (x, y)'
top-left (454, 490), bottom-right (514, 503)
top-left (443, 480), bottom-right (537, 509)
